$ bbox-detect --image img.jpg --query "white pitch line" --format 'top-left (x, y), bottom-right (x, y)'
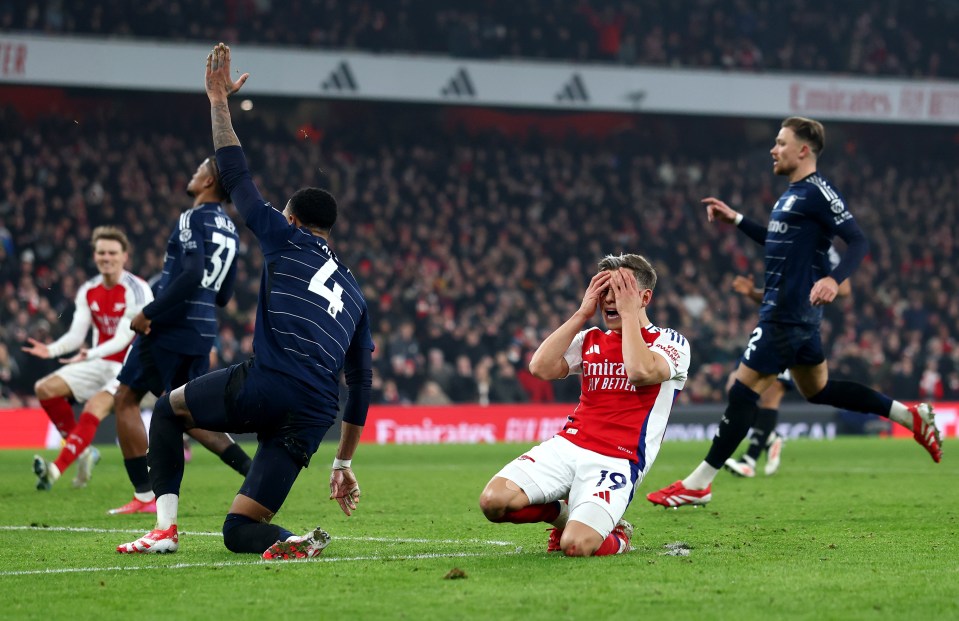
top-left (0, 551), bottom-right (519, 577)
top-left (0, 525), bottom-right (517, 546)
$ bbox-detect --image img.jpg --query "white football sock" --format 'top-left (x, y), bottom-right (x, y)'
top-left (682, 462), bottom-right (719, 489)
top-left (155, 494), bottom-right (179, 530)
top-left (48, 462), bottom-right (61, 482)
top-left (888, 401), bottom-right (912, 428)
top-left (134, 490), bottom-right (156, 503)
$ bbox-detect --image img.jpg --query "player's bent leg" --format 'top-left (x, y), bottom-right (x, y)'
top-left (56, 391), bottom-right (111, 487)
top-left (187, 429), bottom-right (252, 476)
top-left (478, 476), bottom-right (533, 521)
top-left (179, 365), bottom-right (254, 475)
top-left (35, 375), bottom-right (77, 437)
top-left (560, 505), bottom-right (631, 557)
top-left (225, 496), bottom-right (325, 560)
top-left (560, 520), bottom-right (607, 557)
top-left (233, 433), bottom-right (324, 558)
top-left (224, 497), bottom-right (294, 555)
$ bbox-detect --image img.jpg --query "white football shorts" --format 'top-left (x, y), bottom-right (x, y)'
top-left (54, 358), bottom-right (123, 402)
top-left (495, 435), bottom-right (641, 539)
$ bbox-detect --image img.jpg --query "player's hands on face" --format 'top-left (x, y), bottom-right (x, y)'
top-left (610, 268), bottom-right (643, 316)
top-left (205, 42), bottom-right (249, 104)
top-left (21, 337), bottom-right (50, 359)
top-left (330, 467), bottom-right (361, 517)
top-left (809, 276), bottom-right (839, 306)
top-left (731, 274), bottom-right (755, 296)
top-left (59, 347), bottom-right (88, 364)
top-left (131, 311), bottom-right (152, 335)
top-left (702, 197), bottom-right (739, 224)
top-left (578, 270), bottom-right (612, 319)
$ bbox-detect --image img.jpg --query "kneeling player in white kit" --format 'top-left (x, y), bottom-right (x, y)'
top-left (479, 254), bottom-right (690, 556)
top-left (23, 226), bottom-right (152, 489)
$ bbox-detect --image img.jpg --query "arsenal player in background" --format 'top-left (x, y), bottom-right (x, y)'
top-left (26, 226), bottom-right (152, 490)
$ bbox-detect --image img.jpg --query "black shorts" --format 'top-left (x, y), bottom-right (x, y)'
top-left (117, 334), bottom-right (209, 397)
top-left (739, 321), bottom-right (826, 375)
top-left (183, 359), bottom-right (333, 512)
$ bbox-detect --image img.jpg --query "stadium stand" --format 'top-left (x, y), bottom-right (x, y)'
top-left (2, 0), bottom-right (957, 77)
top-left (1, 93), bottom-right (957, 407)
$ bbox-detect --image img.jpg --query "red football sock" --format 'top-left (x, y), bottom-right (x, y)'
top-left (500, 502), bottom-right (561, 524)
top-left (40, 397), bottom-right (76, 437)
top-left (54, 412), bottom-right (100, 473)
top-left (593, 532), bottom-right (626, 557)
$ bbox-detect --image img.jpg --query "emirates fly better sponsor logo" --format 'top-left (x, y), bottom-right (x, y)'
top-left (583, 359), bottom-right (636, 391)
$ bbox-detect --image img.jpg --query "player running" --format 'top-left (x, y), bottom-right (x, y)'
top-left (648, 117), bottom-right (941, 509)
top-left (724, 248), bottom-right (850, 478)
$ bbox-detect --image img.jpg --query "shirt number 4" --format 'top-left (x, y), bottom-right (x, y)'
top-left (309, 258), bottom-right (345, 317)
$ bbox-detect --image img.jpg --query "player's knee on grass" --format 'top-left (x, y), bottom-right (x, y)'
top-left (478, 477), bottom-right (523, 521)
top-left (223, 512), bottom-right (290, 554)
top-left (560, 522), bottom-right (605, 557)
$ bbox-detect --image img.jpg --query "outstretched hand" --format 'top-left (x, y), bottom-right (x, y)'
top-left (330, 467), bottom-right (361, 516)
top-left (21, 337), bottom-right (50, 360)
top-left (205, 42), bottom-right (249, 104)
top-left (702, 197), bottom-right (739, 224)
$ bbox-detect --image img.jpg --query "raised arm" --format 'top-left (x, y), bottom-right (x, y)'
top-left (205, 43), bottom-right (248, 151)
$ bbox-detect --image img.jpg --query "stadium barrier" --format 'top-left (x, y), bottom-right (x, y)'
top-left (2, 403), bottom-right (955, 449)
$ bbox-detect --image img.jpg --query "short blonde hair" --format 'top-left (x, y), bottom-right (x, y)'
top-left (91, 226), bottom-right (130, 252)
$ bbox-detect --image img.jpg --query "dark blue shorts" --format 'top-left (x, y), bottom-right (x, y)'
top-left (117, 334), bottom-right (210, 397)
top-left (183, 358), bottom-right (333, 512)
top-left (739, 321), bottom-right (825, 375)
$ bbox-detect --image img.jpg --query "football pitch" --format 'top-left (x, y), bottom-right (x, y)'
top-left (0, 438), bottom-right (955, 620)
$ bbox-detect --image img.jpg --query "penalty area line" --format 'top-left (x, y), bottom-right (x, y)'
top-left (0, 551), bottom-right (518, 577)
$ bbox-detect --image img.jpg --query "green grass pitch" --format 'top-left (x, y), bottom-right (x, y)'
top-left (0, 438), bottom-right (955, 620)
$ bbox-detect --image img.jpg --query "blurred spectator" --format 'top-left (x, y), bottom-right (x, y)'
top-left (1, 94), bottom-right (957, 408)
top-left (5, 1), bottom-right (959, 77)
top-left (448, 355), bottom-right (480, 403)
top-left (488, 353), bottom-right (529, 403)
top-left (416, 380), bottom-right (453, 405)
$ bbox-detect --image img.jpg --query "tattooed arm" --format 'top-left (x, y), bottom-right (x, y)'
top-left (204, 43), bottom-right (249, 150)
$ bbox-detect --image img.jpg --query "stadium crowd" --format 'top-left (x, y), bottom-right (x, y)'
top-left (4, 0), bottom-right (957, 78)
top-left (1, 96), bottom-right (957, 409)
